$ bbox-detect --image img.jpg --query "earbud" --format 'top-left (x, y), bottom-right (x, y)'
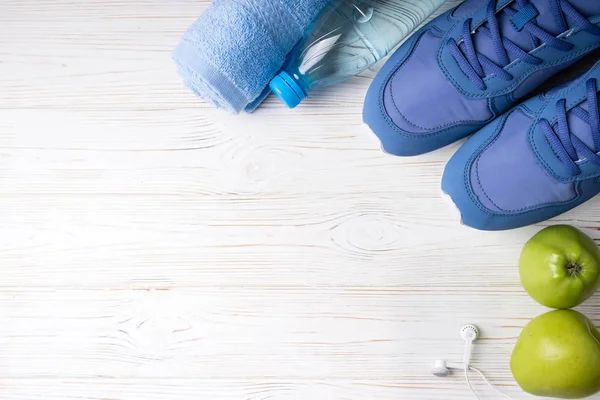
top-left (431, 360), bottom-right (466, 377)
top-left (432, 360), bottom-right (450, 377)
top-left (461, 324), bottom-right (480, 342)
top-left (461, 324), bottom-right (479, 366)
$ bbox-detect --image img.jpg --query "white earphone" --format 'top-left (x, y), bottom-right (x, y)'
top-left (461, 324), bottom-right (479, 366)
top-left (432, 324), bottom-right (513, 400)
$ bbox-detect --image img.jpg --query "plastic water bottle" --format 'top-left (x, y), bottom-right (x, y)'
top-left (269, 0), bottom-right (447, 108)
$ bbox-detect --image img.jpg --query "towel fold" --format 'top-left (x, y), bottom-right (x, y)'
top-left (173, 0), bottom-right (330, 113)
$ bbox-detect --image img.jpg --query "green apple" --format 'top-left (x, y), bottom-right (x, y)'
top-left (511, 310), bottom-right (600, 399)
top-left (519, 225), bottom-right (600, 309)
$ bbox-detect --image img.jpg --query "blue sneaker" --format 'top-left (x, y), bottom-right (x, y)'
top-left (442, 61), bottom-right (600, 230)
top-left (363, 0), bottom-right (600, 156)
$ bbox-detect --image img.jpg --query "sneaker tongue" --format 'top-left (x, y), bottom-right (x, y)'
top-left (466, 0), bottom-right (600, 72)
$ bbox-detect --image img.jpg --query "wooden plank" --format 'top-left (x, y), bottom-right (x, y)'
top-left (0, 287), bottom-right (596, 380)
top-left (0, 379), bottom-right (525, 400)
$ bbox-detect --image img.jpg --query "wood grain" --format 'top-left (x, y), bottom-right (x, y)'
top-left (1, 0), bottom-right (599, 399)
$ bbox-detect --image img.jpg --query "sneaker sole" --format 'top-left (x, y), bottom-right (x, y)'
top-left (441, 189), bottom-right (465, 226)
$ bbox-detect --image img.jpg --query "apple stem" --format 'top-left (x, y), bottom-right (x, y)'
top-left (566, 262), bottom-right (582, 277)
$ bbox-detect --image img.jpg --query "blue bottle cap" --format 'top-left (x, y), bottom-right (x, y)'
top-left (269, 71), bottom-right (306, 109)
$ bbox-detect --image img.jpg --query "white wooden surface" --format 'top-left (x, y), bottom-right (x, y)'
top-left (1, 0), bottom-right (599, 399)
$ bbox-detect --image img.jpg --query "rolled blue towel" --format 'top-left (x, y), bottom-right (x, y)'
top-left (173, 0), bottom-right (330, 113)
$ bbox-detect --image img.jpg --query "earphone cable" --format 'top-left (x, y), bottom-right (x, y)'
top-left (460, 362), bottom-right (514, 400)
top-left (464, 363), bottom-right (481, 400)
top-left (469, 366), bottom-right (514, 400)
